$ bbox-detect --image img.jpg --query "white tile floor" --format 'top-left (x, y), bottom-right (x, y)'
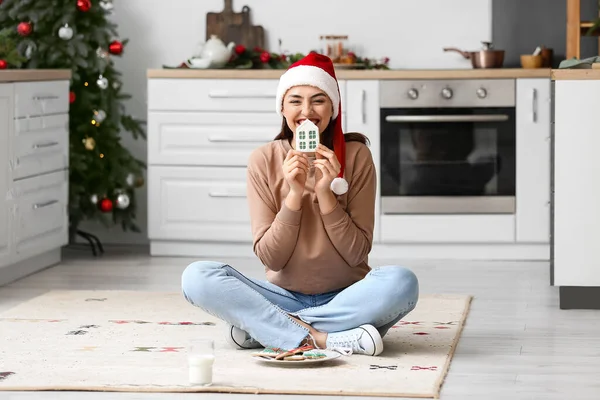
top-left (1, 245), bottom-right (599, 400)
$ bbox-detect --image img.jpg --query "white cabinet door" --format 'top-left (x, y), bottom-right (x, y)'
top-left (0, 84), bottom-right (13, 268)
top-left (345, 80), bottom-right (381, 243)
top-left (515, 79), bottom-right (551, 243)
top-left (554, 80), bottom-right (600, 286)
top-left (12, 170), bottom-right (68, 262)
top-left (148, 166), bottom-right (252, 242)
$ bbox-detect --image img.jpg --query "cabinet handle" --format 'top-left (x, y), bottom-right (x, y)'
top-left (361, 89), bottom-right (366, 124)
top-left (33, 95), bottom-right (60, 101)
top-left (208, 136), bottom-right (270, 143)
top-left (208, 191), bottom-right (246, 198)
top-left (386, 115), bottom-right (509, 123)
top-left (32, 141), bottom-right (59, 149)
top-left (32, 199), bottom-right (59, 209)
top-left (208, 91), bottom-right (275, 99)
top-left (532, 88), bottom-right (538, 123)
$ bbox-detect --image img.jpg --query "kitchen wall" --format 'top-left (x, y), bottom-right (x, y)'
top-left (492, 0), bottom-right (599, 68)
top-left (79, 0), bottom-right (493, 245)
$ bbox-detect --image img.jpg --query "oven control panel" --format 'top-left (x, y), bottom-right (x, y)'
top-left (380, 79), bottom-right (515, 108)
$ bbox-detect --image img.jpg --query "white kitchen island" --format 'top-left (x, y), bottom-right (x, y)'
top-left (146, 68), bottom-right (553, 261)
top-left (552, 68), bottom-right (600, 309)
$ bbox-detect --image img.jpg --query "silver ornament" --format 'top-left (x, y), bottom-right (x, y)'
top-left (100, 0), bottom-right (114, 11)
top-left (96, 75), bottom-right (108, 90)
top-left (126, 173), bottom-right (135, 187)
top-left (90, 194), bottom-right (98, 204)
top-left (24, 45), bottom-right (33, 59)
top-left (116, 193), bottom-right (130, 209)
top-left (96, 47), bottom-right (109, 59)
top-left (58, 24), bottom-right (73, 40)
top-left (94, 109), bottom-right (107, 123)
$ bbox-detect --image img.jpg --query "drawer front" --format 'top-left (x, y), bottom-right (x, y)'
top-left (13, 170), bottom-right (68, 258)
top-left (148, 111), bottom-right (347, 167)
top-left (148, 112), bottom-right (280, 166)
top-left (148, 79), bottom-right (347, 113)
top-left (148, 166), bottom-right (251, 242)
top-left (14, 113), bottom-right (69, 179)
top-left (148, 79), bottom-right (278, 112)
top-left (380, 214), bottom-right (515, 243)
top-left (14, 80), bottom-right (69, 118)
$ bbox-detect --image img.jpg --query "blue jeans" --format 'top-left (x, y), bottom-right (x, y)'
top-left (181, 261), bottom-right (419, 350)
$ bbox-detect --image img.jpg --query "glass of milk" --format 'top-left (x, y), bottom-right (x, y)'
top-left (188, 339), bottom-right (215, 386)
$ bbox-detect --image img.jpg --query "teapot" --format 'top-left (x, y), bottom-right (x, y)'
top-left (189, 35), bottom-right (235, 69)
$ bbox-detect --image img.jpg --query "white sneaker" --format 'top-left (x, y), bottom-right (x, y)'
top-left (225, 324), bottom-right (262, 349)
top-left (325, 324), bottom-right (383, 356)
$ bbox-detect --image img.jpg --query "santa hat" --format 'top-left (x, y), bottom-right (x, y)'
top-left (276, 52), bottom-right (348, 195)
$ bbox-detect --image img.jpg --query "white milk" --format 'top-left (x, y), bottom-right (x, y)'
top-left (188, 354), bottom-right (215, 386)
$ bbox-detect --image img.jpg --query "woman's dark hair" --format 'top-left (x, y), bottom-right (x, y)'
top-left (273, 118), bottom-right (370, 148)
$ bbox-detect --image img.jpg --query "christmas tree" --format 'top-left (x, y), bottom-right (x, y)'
top-left (0, 0), bottom-right (146, 244)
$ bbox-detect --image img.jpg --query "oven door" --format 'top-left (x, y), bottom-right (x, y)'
top-left (380, 107), bottom-right (516, 214)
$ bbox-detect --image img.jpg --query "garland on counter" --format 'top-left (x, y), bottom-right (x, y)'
top-left (164, 46), bottom-right (390, 70)
top-left (224, 45), bottom-right (390, 70)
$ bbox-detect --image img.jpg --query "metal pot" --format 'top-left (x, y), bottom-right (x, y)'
top-left (443, 41), bottom-right (505, 69)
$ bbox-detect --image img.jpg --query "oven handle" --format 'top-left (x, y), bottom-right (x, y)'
top-left (385, 115), bottom-right (510, 123)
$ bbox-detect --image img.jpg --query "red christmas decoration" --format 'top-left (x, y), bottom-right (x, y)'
top-left (99, 198), bottom-right (113, 213)
top-left (234, 44), bottom-right (246, 55)
top-left (0, 60), bottom-right (7, 70)
top-left (108, 40), bottom-right (123, 55)
top-left (259, 51), bottom-right (271, 63)
top-left (69, 91), bottom-right (76, 103)
top-left (17, 22), bottom-right (32, 36)
top-left (77, 0), bottom-right (91, 12)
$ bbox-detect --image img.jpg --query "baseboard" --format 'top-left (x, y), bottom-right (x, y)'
top-left (559, 286), bottom-right (600, 310)
top-left (0, 249), bottom-right (61, 287)
top-left (150, 240), bottom-right (550, 261)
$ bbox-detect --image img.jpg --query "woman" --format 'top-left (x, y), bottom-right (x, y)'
top-left (181, 53), bottom-right (419, 356)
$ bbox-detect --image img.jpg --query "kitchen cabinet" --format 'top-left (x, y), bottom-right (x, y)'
top-left (147, 78), bottom-right (347, 257)
top-left (515, 78), bottom-right (551, 243)
top-left (552, 73), bottom-right (600, 309)
top-left (0, 84), bottom-right (12, 269)
top-left (345, 80), bottom-right (380, 243)
top-left (0, 72), bottom-right (70, 286)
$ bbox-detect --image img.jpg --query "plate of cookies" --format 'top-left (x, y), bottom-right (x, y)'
top-left (251, 344), bottom-right (349, 366)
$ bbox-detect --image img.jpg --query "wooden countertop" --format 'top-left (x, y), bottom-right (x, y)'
top-left (148, 68), bottom-right (552, 80)
top-left (0, 69), bottom-right (71, 83)
top-left (552, 67), bottom-right (600, 80)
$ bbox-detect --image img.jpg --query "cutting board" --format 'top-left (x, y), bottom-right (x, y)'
top-left (206, 0), bottom-right (264, 50)
top-left (226, 6), bottom-right (265, 50)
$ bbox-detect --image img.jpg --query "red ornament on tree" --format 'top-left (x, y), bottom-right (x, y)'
top-left (99, 198), bottom-right (113, 213)
top-left (0, 60), bottom-right (7, 70)
top-left (69, 91), bottom-right (76, 103)
top-left (108, 40), bottom-right (123, 55)
top-left (77, 0), bottom-right (91, 12)
top-left (17, 22), bottom-right (32, 36)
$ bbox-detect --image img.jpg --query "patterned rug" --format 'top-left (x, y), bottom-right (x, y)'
top-left (0, 290), bottom-right (471, 398)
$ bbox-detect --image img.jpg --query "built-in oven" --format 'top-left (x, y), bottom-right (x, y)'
top-left (379, 79), bottom-right (516, 215)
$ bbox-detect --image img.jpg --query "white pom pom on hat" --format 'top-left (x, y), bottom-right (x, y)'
top-left (276, 52), bottom-right (348, 195)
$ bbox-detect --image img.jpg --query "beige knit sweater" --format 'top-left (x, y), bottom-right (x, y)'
top-left (246, 138), bottom-right (376, 294)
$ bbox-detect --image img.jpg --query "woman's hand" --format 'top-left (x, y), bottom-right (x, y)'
top-left (283, 150), bottom-right (310, 196)
top-left (313, 144), bottom-right (341, 194)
